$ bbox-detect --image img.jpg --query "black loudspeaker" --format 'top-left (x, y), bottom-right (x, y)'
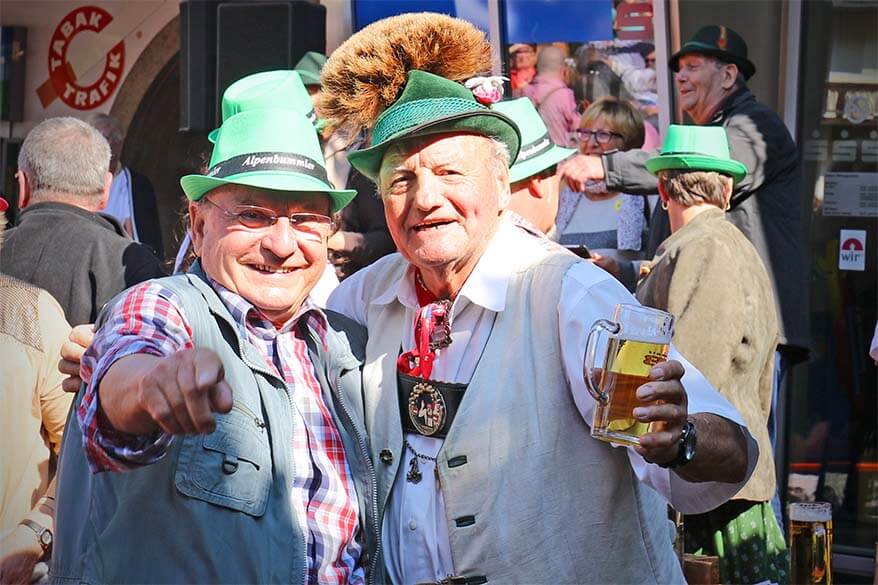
top-left (179, 0), bottom-right (220, 132)
top-left (215, 2), bottom-right (326, 122)
top-left (179, 0), bottom-right (326, 132)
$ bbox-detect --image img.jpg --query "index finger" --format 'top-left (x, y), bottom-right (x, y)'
top-left (648, 359), bottom-right (685, 381)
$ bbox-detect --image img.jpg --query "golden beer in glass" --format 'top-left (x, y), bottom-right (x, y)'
top-left (583, 304), bottom-right (674, 446)
top-left (789, 502), bottom-right (832, 585)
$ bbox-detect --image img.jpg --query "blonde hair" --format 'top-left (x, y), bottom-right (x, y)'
top-left (658, 169), bottom-right (731, 208)
top-left (580, 96), bottom-right (645, 151)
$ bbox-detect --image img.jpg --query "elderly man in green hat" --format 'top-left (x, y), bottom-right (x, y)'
top-left (560, 26), bottom-right (808, 470)
top-left (321, 13), bottom-right (758, 584)
top-left (637, 125), bottom-right (787, 583)
top-left (50, 108), bottom-right (379, 584)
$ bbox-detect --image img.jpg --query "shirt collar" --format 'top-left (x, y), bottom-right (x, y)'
top-left (371, 214), bottom-right (518, 313)
top-left (207, 277), bottom-right (327, 340)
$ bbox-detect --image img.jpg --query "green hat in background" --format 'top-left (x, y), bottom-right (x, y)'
top-left (294, 51), bottom-right (327, 87)
top-left (347, 70), bottom-right (521, 182)
top-left (181, 108), bottom-right (356, 213)
top-left (493, 98), bottom-right (575, 184)
top-left (645, 124), bottom-right (747, 184)
top-left (669, 25), bottom-right (756, 80)
top-left (209, 70), bottom-right (316, 141)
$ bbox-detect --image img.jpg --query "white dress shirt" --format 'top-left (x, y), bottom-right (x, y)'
top-left (327, 215), bottom-right (756, 585)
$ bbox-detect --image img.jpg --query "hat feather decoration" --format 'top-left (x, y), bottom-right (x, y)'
top-left (318, 12), bottom-right (492, 139)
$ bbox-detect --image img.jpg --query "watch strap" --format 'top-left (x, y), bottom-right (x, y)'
top-left (658, 420), bottom-right (696, 469)
top-left (19, 518), bottom-right (52, 553)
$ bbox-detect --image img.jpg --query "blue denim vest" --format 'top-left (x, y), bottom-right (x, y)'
top-left (50, 264), bottom-right (379, 584)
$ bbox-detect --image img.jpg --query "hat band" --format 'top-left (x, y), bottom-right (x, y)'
top-left (207, 151), bottom-right (329, 185)
top-left (516, 132), bottom-right (553, 163)
top-left (372, 97), bottom-right (487, 146)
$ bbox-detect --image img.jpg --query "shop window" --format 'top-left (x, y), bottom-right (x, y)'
top-left (790, 0), bottom-right (877, 561)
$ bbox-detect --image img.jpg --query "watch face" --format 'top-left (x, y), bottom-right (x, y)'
top-left (40, 530), bottom-right (52, 547)
top-left (683, 423), bottom-right (697, 462)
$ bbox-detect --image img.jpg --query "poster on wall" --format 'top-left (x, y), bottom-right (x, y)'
top-left (822, 172), bottom-right (878, 218)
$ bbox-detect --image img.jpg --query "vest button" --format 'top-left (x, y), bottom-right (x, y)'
top-left (379, 448), bottom-right (393, 464)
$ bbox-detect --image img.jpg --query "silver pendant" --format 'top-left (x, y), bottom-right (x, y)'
top-left (407, 455), bottom-right (423, 484)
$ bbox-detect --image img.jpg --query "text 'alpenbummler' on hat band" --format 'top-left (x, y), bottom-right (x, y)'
top-left (207, 152), bottom-right (330, 186)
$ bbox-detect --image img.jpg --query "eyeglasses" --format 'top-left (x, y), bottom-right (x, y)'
top-left (203, 198), bottom-right (335, 242)
top-left (575, 129), bottom-right (624, 145)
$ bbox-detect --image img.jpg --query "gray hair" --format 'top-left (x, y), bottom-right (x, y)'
top-left (658, 169), bottom-right (731, 208)
top-left (708, 56), bottom-right (748, 90)
top-left (18, 117), bottom-right (111, 201)
top-left (86, 112), bottom-right (124, 148)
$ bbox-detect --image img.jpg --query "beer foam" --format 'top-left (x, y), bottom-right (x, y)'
top-left (788, 502), bottom-right (832, 522)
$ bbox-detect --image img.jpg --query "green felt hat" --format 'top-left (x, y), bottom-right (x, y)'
top-left (181, 108), bottom-right (355, 213)
top-left (294, 51), bottom-right (327, 87)
top-left (209, 70), bottom-right (316, 142)
top-left (347, 70), bottom-right (521, 182)
top-left (669, 25), bottom-right (756, 80)
top-left (493, 98), bottom-right (575, 183)
top-left (646, 125), bottom-right (747, 184)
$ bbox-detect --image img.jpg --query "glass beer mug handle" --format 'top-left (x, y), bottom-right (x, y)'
top-left (583, 319), bottom-right (621, 404)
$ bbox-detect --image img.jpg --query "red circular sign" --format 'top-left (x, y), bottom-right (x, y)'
top-left (47, 6), bottom-right (125, 110)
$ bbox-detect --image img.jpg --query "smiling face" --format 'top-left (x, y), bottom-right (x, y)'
top-left (190, 184), bottom-right (330, 324)
top-left (675, 53), bottom-right (735, 124)
top-left (378, 133), bottom-right (510, 294)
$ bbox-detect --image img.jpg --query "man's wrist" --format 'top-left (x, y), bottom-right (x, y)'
top-left (657, 419), bottom-right (697, 469)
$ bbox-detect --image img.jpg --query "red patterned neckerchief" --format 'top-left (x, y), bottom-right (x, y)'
top-left (396, 270), bottom-right (453, 380)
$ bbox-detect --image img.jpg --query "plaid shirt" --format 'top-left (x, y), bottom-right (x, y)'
top-left (79, 279), bottom-right (365, 584)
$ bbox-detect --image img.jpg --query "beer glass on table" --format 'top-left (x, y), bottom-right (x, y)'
top-left (789, 502), bottom-right (833, 585)
top-left (583, 303), bottom-right (675, 446)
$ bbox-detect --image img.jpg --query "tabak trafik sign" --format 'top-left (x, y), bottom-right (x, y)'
top-left (38, 6), bottom-right (125, 110)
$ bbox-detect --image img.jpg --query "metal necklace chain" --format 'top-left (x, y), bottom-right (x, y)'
top-left (404, 439), bottom-right (438, 485)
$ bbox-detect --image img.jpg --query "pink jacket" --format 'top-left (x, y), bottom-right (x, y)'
top-left (522, 75), bottom-right (579, 147)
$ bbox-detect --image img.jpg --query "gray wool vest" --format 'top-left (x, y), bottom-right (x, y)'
top-left (359, 241), bottom-right (684, 584)
top-left (50, 265), bottom-right (379, 584)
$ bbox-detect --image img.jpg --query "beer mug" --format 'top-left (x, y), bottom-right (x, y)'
top-left (789, 502), bottom-right (833, 585)
top-left (583, 303), bottom-right (674, 446)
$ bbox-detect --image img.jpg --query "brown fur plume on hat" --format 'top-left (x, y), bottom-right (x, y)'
top-left (318, 12), bottom-right (492, 138)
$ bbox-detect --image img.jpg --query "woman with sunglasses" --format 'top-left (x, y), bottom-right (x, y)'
top-left (555, 97), bottom-right (655, 261)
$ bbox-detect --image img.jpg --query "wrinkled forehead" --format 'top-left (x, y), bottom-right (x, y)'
top-left (204, 184), bottom-right (331, 213)
top-left (380, 132), bottom-right (495, 173)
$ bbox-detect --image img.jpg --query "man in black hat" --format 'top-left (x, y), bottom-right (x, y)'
top-left (560, 26), bottom-right (808, 488)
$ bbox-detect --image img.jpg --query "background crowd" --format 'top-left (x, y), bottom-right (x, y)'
top-left (0, 12), bottom-right (864, 585)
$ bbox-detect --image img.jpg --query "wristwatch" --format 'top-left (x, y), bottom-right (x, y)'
top-left (659, 419), bottom-right (697, 469)
top-left (20, 519), bottom-right (53, 555)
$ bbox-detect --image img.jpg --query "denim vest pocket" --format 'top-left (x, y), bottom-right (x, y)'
top-left (174, 408), bottom-right (272, 517)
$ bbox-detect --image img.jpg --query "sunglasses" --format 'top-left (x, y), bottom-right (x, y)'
top-left (575, 129), bottom-right (624, 145)
top-left (203, 198), bottom-right (335, 242)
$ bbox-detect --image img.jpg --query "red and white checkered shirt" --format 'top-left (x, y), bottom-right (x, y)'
top-left (79, 279), bottom-right (365, 584)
